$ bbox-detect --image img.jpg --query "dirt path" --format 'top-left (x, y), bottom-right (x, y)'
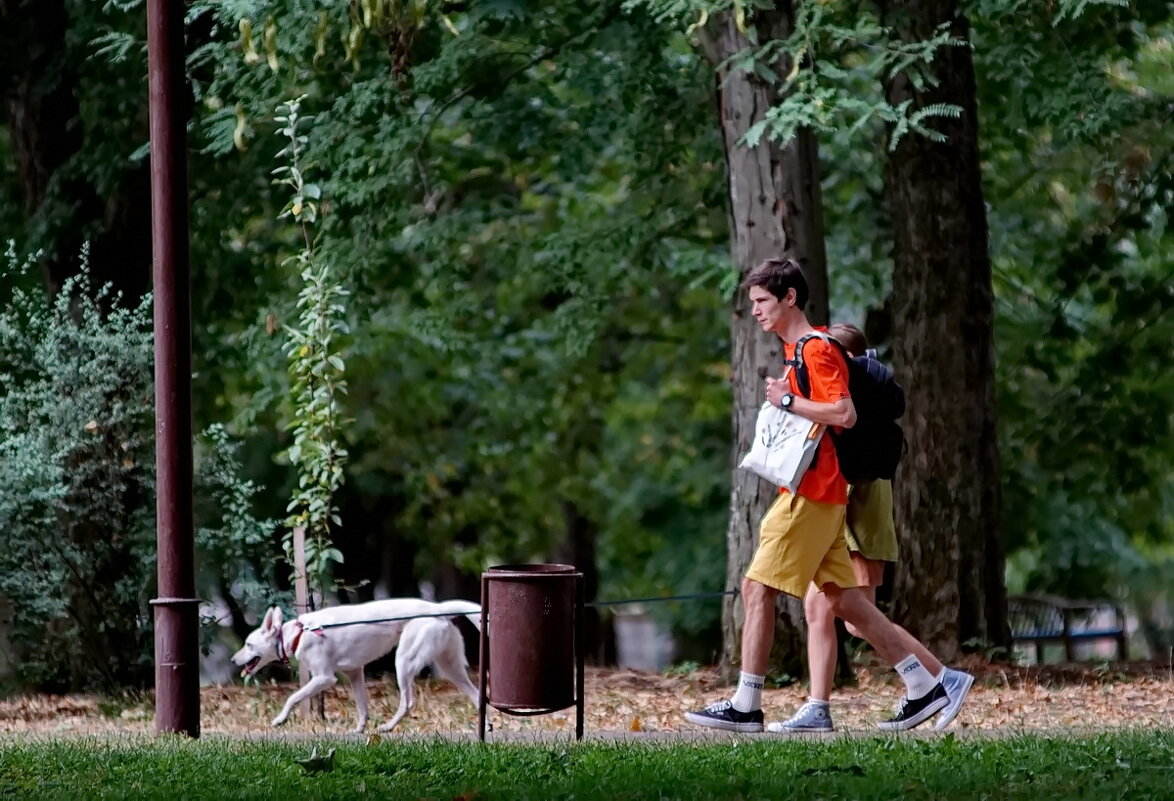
top-left (3, 661), bottom-right (1171, 737)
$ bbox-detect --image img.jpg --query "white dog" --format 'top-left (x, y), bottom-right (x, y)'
top-left (231, 598), bottom-right (481, 733)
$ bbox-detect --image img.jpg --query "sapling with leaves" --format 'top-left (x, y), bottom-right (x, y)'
top-left (273, 96), bottom-right (350, 602)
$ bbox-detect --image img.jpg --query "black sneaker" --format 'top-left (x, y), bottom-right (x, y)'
top-left (684, 700), bottom-right (764, 733)
top-left (876, 682), bottom-right (949, 731)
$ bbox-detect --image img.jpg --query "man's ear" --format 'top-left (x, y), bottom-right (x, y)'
top-left (785, 287), bottom-right (797, 307)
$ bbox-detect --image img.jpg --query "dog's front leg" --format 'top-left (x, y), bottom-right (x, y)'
top-left (271, 674), bottom-right (337, 727)
top-left (342, 669), bottom-right (369, 733)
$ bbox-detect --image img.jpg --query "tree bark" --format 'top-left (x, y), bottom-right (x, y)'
top-left (880, 1), bottom-right (1009, 658)
top-left (553, 500), bottom-right (614, 665)
top-left (700, 3), bottom-right (829, 682)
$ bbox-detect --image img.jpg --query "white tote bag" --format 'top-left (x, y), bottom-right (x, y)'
top-left (738, 374), bottom-right (825, 493)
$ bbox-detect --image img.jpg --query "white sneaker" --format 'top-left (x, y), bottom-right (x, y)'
top-left (933, 667), bottom-right (975, 731)
top-left (766, 701), bottom-right (834, 733)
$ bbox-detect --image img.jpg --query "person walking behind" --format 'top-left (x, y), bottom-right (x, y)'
top-left (684, 257), bottom-right (973, 733)
top-left (769, 322), bottom-right (974, 734)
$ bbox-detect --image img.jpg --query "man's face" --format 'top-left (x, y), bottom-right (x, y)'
top-left (749, 285), bottom-right (791, 333)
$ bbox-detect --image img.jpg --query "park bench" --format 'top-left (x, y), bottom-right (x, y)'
top-left (1007, 593), bottom-right (1127, 663)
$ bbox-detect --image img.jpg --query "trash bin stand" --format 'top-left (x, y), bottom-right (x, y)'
top-left (477, 565), bottom-right (584, 741)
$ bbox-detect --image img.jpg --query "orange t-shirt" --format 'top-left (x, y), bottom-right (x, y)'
top-left (780, 330), bottom-right (850, 505)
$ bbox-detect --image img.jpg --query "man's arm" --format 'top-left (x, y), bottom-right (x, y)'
top-left (765, 378), bottom-right (857, 428)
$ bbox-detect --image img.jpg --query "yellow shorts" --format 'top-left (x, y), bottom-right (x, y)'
top-left (745, 493), bottom-right (858, 599)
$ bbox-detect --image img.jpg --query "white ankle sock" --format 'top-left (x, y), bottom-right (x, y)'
top-left (936, 666), bottom-right (948, 683)
top-left (807, 697), bottom-right (829, 706)
top-left (730, 671), bottom-right (765, 712)
top-left (895, 655), bottom-right (936, 700)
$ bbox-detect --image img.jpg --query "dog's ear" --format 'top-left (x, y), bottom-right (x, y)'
top-left (270, 606), bottom-right (284, 628)
top-left (261, 606), bottom-right (279, 632)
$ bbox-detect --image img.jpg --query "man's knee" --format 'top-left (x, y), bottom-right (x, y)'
top-left (826, 587), bottom-right (879, 636)
top-left (822, 585), bottom-right (852, 618)
top-left (741, 576), bottom-right (777, 608)
top-left (803, 592), bottom-right (819, 622)
top-left (805, 587), bottom-right (830, 624)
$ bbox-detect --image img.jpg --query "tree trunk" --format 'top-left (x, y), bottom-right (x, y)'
top-left (553, 501), bottom-right (614, 665)
top-left (880, 1), bottom-right (1009, 659)
top-left (700, 3), bottom-right (829, 682)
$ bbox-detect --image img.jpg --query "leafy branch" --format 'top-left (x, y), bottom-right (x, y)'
top-left (634, 0), bottom-right (966, 149)
top-left (273, 97), bottom-right (349, 597)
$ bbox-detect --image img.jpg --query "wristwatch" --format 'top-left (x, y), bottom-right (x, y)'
top-left (780, 392), bottom-right (795, 411)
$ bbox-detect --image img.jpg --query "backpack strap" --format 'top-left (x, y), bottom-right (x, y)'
top-left (785, 331), bottom-right (843, 398)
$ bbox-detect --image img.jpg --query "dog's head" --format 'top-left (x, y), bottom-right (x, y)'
top-left (231, 606), bottom-right (284, 678)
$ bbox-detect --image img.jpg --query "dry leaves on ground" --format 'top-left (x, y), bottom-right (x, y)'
top-left (2, 660), bottom-right (1171, 737)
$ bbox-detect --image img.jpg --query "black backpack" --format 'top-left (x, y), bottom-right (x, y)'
top-left (787, 333), bottom-right (906, 484)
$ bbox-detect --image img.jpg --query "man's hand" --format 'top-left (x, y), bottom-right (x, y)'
top-left (764, 377), bottom-right (788, 408)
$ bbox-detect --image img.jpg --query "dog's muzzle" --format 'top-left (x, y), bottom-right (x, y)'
top-left (240, 656), bottom-right (261, 677)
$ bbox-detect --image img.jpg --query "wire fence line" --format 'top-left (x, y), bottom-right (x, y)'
top-left (313, 589), bottom-right (740, 630)
top-left (207, 589), bottom-right (739, 631)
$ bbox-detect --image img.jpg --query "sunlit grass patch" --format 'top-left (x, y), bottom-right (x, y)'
top-left (0, 730), bottom-right (1170, 800)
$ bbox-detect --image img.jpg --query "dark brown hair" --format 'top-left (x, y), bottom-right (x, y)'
top-left (741, 256), bottom-right (809, 311)
top-left (828, 322), bottom-right (868, 357)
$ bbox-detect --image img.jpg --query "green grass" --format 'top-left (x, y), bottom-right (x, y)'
top-left (1, 731), bottom-right (1171, 800)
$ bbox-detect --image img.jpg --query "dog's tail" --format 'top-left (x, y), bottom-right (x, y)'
top-left (435, 599), bottom-right (482, 631)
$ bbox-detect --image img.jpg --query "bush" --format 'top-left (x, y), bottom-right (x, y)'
top-left (0, 245), bottom-right (282, 691)
top-left (0, 245), bottom-right (156, 690)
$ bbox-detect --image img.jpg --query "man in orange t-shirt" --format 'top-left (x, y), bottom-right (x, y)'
top-left (684, 257), bottom-right (969, 733)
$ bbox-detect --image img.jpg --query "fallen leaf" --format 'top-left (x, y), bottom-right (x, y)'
top-left (295, 747), bottom-right (335, 774)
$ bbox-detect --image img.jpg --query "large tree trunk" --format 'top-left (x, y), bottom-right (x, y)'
top-left (881, 1), bottom-right (1009, 658)
top-left (700, 3), bottom-right (829, 682)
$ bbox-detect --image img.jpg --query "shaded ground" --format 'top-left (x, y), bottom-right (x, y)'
top-left (2, 659), bottom-right (1171, 737)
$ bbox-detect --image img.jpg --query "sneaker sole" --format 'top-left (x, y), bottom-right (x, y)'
top-left (766, 724), bottom-right (835, 734)
top-left (875, 694), bottom-right (949, 732)
top-left (933, 672), bottom-right (975, 731)
top-left (684, 712), bottom-right (764, 733)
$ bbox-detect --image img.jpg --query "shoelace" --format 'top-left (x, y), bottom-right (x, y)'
top-left (706, 700), bottom-right (733, 713)
top-left (889, 697), bottom-right (910, 719)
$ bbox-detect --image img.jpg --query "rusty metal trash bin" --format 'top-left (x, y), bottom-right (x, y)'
top-left (478, 563), bottom-right (584, 740)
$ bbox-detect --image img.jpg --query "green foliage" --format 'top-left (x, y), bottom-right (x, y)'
top-left (662, 659), bottom-right (702, 677)
top-left (4, 0), bottom-right (1169, 665)
top-left (274, 98), bottom-right (349, 595)
top-left (0, 732), bottom-right (1172, 800)
top-left (194, 424), bottom-right (281, 623)
top-left (0, 0), bottom-right (151, 264)
top-left (632, 0), bottom-right (966, 149)
top-left (176, 0), bottom-right (733, 632)
top-left (0, 241), bottom-right (282, 689)
top-left (816, 2), bottom-right (1172, 618)
top-left (974, 4), bottom-right (1173, 602)
top-left (0, 243), bottom-right (156, 690)
top-left (1052, 0), bottom-right (1131, 26)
